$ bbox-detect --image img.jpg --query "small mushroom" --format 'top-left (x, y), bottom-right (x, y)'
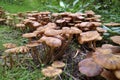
top-left (78, 58), bottom-right (103, 77)
top-left (110, 36), bottom-right (120, 45)
top-left (78, 31), bottom-right (102, 44)
top-left (42, 66), bottom-right (62, 77)
top-left (52, 61), bottom-right (65, 68)
top-left (22, 33), bottom-right (37, 41)
top-left (3, 43), bottom-right (16, 49)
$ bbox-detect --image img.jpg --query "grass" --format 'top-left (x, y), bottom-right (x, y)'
top-left (0, 0), bottom-right (42, 13)
top-left (0, 25), bottom-right (26, 51)
top-left (0, 65), bottom-right (45, 80)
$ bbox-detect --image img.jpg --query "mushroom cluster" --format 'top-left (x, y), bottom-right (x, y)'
top-left (42, 61), bottom-right (65, 79)
top-left (2, 43), bottom-right (29, 68)
top-left (9, 10), bottom-right (104, 64)
top-left (1, 10), bottom-right (105, 67)
top-left (78, 40), bottom-right (120, 80)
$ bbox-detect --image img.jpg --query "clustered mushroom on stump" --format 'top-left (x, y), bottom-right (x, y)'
top-left (9, 10), bottom-right (104, 65)
top-left (78, 36), bottom-right (120, 80)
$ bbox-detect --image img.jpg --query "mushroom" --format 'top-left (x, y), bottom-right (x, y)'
top-left (85, 10), bottom-right (95, 17)
top-left (16, 23), bottom-right (25, 31)
top-left (78, 31), bottom-right (102, 49)
top-left (4, 46), bottom-right (29, 68)
top-left (52, 61), bottom-right (65, 68)
top-left (44, 29), bottom-right (63, 37)
top-left (110, 36), bottom-right (120, 45)
top-left (22, 33), bottom-right (37, 42)
top-left (93, 52), bottom-right (120, 70)
top-left (26, 41), bottom-right (42, 63)
top-left (42, 66), bottom-right (62, 78)
top-left (3, 43), bottom-right (16, 49)
top-left (78, 58), bottom-right (103, 77)
top-left (114, 70), bottom-right (120, 79)
top-left (38, 36), bottom-right (62, 64)
top-left (102, 44), bottom-right (120, 53)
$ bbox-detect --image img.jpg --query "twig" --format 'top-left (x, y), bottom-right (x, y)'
top-left (73, 49), bottom-right (80, 58)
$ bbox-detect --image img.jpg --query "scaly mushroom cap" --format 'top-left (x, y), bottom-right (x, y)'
top-left (3, 43), bottom-right (16, 49)
top-left (52, 61), bottom-right (65, 68)
top-left (78, 31), bottom-right (102, 44)
top-left (114, 70), bottom-right (120, 79)
top-left (39, 36), bottom-right (62, 48)
top-left (44, 29), bottom-right (62, 36)
top-left (110, 36), bottom-right (120, 45)
top-left (93, 52), bottom-right (120, 70)
top-left (5, 46), bottom-right (29, 54)
top-left (41, 66), bottom-right (62, 77)
top-left (102, 44), bottom-right (120, 53)
top-left (22, 33), bottom-right (37, 38)
top-left (78, 58), bottom-right (103, 77)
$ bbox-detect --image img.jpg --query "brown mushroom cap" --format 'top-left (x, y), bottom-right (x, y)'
top-left (41, 66), bottom-right (62, 77)
top-left (16, 23), bottom-right (25, 28)
top-left (78, 31), bottom-right (102, 44)
top-left (52, 61), bottom-right (65, 68)
top-left (56, 19), bottom-right (65, 24)
top-left (114, 70), bottom-right (120, 79)
top-left (102, 44), bottom-right (120, 53)
top-left (39, 36), bottom-right (62, 48)
top-left (93, 52), bottom-right (120, 70)
top-left (5, 46), bottom-right (29, 54)
top-left (95, 48), bottom-right (112, 55)
top-left (110, 36), bottom-right (120, 45)
top-left (22, 33), bottom-right (37, 38)
top-left (78, 58), bottom-right (103, 77)
top-left (44, 29), bottom-right (62, 36)
top-left (3, 43), bottom-right (16, 49)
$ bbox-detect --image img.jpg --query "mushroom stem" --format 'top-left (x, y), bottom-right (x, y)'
top-left (9, 54), bottom-right (14, 69)
top-left (45, 47), bottom-right (55, 64)
top-left (54, 35), bottom-right (72, 60)
top-left (31, 47), bottom-right (42, 64)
